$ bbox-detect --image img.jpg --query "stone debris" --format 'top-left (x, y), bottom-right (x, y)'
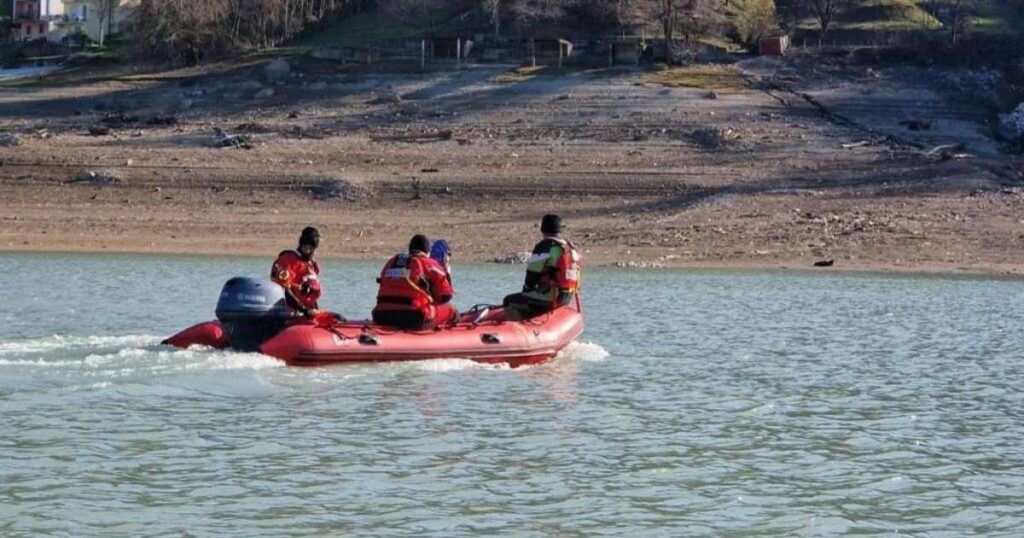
top-left (211, 127), bottom-right (253, 149)
top-left (145, 115), bottom-right (178, 126)
top-left (0, 133), bottom-right (21, 147)
top-left (368, 91), bottom-right (402, 105)
top-left (312, 179), bottom-right (361, 202)
top-left (491, 252), bottom-right (531, 264)
top-left (263, 58), bottom-right (291, 84)
top-left (70, 169), bottom-right (124, 184)
top-left (612, 261), bottom-right (665, 268)
top-left (999, 103), bottom-right (1024, 149)
top-left (687, 127), bottom-right (731, 151)
top-left (99, 113), bottom-right (139, 128)
top-left (899, 119), bottom-right (931, 131)
top-left (370, 128), bottom-right (454, 143)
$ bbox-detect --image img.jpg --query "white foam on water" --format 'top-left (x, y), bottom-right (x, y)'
top-left (0, 334), bottom-right (160, 355)
top-left (415, 358), bottom-right (507, 372)
top-left (127, 347), bottom-right (283, 373)
top-left (181, 350), bottom-right (283, 371)
top-left (83, 347), bottom-right (148, 367)
top-left (0, 333), bottom-right (282, 376)
top-left (557, 341), bottom-right (610, 362)
top-left (0, 358), bottom-right (84, 367)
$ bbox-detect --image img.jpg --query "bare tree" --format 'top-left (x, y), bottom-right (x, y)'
top-left (381, 0), bottom-right (446, 37)
top-left (478, 0), bottom-right (575, 40)
top-left (808, 0), bottom-right (852, 41)
top-left (136, 0), bottom-right (362, 62)
top-left (773, 0), bottom-right (808, 33)
top-left (482, 0), bottom-right (502, 40)
top-left (94, 0), bottom-right (118, 47)
top-left (735, 0), bottom-right (776, 47)
top-left (507, 0), bottom-right (570, 35)
top-left (639, 0), bottom-right (725, 63)
top-left (923, 0), bottom-right (981, 45)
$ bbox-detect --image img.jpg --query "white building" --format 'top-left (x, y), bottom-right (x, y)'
top-left (11, 0), bottom-right (64, 41)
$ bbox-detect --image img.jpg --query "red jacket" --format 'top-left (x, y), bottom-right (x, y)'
top-left (373, 252), bottom-right (453, 321)
top-left (271, 250), bottom-right (321, 310)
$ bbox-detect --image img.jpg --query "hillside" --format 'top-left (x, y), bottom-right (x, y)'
top-left (296, 0), bottom-right (1019, 51)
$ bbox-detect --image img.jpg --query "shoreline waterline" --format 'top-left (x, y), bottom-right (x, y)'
top-left (2, 246), bottom-right (1022, 281)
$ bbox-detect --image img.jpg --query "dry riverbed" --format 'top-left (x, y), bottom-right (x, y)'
top-left (1, 53), bottom-right (1022, 274)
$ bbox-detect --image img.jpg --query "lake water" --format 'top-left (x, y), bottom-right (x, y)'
top-left (2, 252), bottom-right (1023, 536)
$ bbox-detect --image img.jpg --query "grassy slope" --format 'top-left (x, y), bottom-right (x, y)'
top-left (795, 0), bottom-right (1020, 34)
top-left (975, 0), bottom-right (1024, 33)
top-left (297, 9), bottom-right (477, 49)
top-left (839, 0), bottom-right (940, 30)
top-left (795, 0), bottom-right (938, 31)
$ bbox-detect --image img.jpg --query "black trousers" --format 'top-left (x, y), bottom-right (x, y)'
top-left (502, 293), bottom-right (552, 320)
top-left (373, 309), bottom-right (431, 330)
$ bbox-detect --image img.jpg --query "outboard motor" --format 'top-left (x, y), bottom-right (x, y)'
top-left (215, 277), bottom-right (293, 351)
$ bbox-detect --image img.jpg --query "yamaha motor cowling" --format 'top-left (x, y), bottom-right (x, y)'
top-left (215, 277), bottom-right (293, 351)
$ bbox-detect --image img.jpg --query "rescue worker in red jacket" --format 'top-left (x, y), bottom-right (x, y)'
top-left (373, 234), bottom-right (456, 329)
top-left (271, 226), bottom-right (323, 317)
top-left (503, 214), bottom-right (581, 320)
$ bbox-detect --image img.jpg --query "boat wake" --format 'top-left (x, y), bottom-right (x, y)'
top-left (0, 334), bottom-right (607, 379)
top-left (557, 341), bottom-right (610, 362)
top-left (0, 334), bottom-right (282, 374)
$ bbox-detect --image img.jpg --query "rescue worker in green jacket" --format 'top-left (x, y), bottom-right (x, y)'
top-left (502, 214), bottom-right (582, 320)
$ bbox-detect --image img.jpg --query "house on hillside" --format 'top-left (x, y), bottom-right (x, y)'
top-left (11, 0), bottom-right (64, 41)
top-left (52, 0), bottom-right (136, 45)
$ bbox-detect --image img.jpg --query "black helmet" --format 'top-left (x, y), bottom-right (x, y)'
top-left (408, 234), bottom-right (430, 254)
top-left (540, 214), bottom-right (561, 235)
top-left (299, 226), bottom-right (320, 248)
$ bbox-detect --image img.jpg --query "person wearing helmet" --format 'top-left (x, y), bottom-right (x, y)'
top-left (373, 234), bottom-right (456, 329)
top-left (271, 226), bottom-right (324, 317)
top-left (429, 238), bottom-right (453, 280)
top-left (502, 214), bottom-right (581, 320)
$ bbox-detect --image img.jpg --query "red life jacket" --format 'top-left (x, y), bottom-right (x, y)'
top-left (374, 252), bottom-right (453, 322)
top-left (536, 239), bottom-right (581, 306)
top-left (270, 249), bottom-right (321, 310)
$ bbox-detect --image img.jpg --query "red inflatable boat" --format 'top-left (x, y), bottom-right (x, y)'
top-left (165, 305), bottom-right (584, 368)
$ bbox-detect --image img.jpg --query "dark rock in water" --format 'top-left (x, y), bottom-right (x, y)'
top-left (813, 259), bottom-right (835, 267)
top-left (88, 125), bottom-right (112, 136)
